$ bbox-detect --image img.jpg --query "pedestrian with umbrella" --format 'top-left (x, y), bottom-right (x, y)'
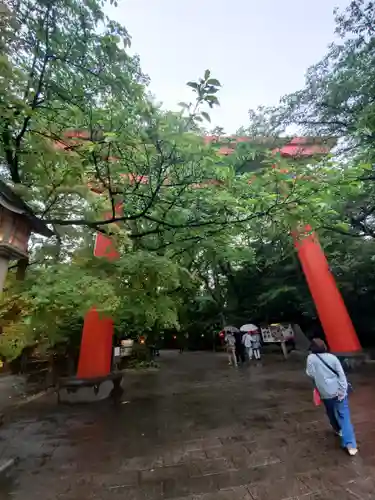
top-left (223, 326), bottom-right (238, 367)
top-left (229, 326), bottom-right (246, 365)
top-left (241, 324), bottom-right (262, 361)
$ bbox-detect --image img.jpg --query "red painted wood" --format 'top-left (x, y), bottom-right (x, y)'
top-left (77, 308), bottom-right (114, 379)
top-left (93, 203), bottom-right (122, 260)
top-left (77, 203), bottom-right (122, 378)
top-left (93, 232), bottom-right (120, 260)
top-left (63, 131), bottom-right (359, 359)
top-left (294, 228), bottom-right (361, 353)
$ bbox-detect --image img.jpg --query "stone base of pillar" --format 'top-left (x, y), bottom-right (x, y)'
top-left (57, 373), bottom-right (123, 404)
top-left (289, 350), bottom-right (366, 372)
top-left (335, 351), bottom-right (366, 372)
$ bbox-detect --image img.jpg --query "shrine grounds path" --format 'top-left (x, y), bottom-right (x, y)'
top-left (1, 351), bottom-right (375, 500)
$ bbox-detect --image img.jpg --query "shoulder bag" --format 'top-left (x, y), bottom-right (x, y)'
top-left (315, 354), bottom-right (353, 394)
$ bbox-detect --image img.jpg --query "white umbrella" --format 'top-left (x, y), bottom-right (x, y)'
top-left (240, 324), bottom-right (258, 332)
top-left (223, 326), bottom-right (239, 333)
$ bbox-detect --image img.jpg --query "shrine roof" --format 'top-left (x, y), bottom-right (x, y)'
top-left (203, 135), bottom-right (336, 157)
top-left (0, 180), bottom-right (54, 237)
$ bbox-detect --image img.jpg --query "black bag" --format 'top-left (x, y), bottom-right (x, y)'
top-left (315, 354), bottom-right (353, 393)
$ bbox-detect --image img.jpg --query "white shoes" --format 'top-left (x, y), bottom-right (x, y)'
top-left (335, 431), bottom-right (358, 455)
top-left (347, 447), bottom-right (358, 456)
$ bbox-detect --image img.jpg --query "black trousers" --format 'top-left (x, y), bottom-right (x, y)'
top-left (235, 345), bottom-right (246, 364)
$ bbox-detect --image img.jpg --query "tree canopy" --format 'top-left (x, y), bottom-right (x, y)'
top-left (1, 0), bottom-right (375, 361)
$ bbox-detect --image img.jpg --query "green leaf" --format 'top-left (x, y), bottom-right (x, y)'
top-left (205, 95), bottom-right (219, 102)
top-left (201, 112), bottom-right (211, 122)
top-left (204, 69), bottom-right (211, 80)
top-left (206, 87), bottom-right (220, 94)
top-left (206, 79), bottom-right (221, 86)
top-left (187, 81), bottom-right (199, 89)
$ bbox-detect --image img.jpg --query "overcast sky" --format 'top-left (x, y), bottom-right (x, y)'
top-left (106, 0), bottom-right (350, 133)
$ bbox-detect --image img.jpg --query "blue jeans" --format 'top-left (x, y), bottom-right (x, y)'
top-left (323, 396), bottom-right (357, 448)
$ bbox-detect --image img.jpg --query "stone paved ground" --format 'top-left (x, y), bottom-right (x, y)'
top-left (0, 374), bottom-right (32, 414)
top-left (1, 351), bottom-right (375, 499)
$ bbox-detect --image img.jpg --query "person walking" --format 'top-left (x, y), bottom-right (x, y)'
top-left (234, 329), bottom-right (246, 365)
top-left (306, 338), bottom-right (358, 456)
top-left (225, 332), bottom-right (237, 367)
top-left (251, 330), bottom-right (262, 360)
top-left (179, 333), bottom-right (189, 354)
top-left (242, 331), bottom-right (253, 360)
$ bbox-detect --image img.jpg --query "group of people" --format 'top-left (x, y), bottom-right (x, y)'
top-left (224, 328), bottom-right (262, 367)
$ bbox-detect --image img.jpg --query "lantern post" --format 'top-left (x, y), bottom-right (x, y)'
top-left (0, 181), bottom-right (54, 291)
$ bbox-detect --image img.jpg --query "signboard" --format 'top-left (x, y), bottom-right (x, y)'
top-left (114, 340), bottom-right (134, 359)
top-left (120, 339), bottom-right (134, 357)
top-left (260, 324), bottom-right (294, 343)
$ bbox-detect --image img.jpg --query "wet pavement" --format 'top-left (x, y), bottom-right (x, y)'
top-left (0, 375), bottom-right (32, 414)
top-left (1, 351), bottom-right (375, 499)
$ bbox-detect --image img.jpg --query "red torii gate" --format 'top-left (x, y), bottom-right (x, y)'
top-left (55, 132), bottom-right (361, 380)
top-left (206, 135), bottom-right (360, 354)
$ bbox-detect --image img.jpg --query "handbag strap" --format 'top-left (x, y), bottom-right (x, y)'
top-left (315, 353), bottom-right (339, 378)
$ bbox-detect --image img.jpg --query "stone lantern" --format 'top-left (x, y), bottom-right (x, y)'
top-left (0, 180), bottom-right (54, 290)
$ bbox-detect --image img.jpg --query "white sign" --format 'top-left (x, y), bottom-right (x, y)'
top-left (261, 324), bottom-right (294, 343)
top-left (117, 339), bottom-right (134, 357)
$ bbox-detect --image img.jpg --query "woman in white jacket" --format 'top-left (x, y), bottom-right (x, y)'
top-left (242, 332), bottom-right (252, 360)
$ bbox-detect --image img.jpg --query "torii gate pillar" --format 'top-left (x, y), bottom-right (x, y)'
top-left (76, 206), bottom-right (121, 379)
top-left (293, 226), bottom-right (361, 354)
